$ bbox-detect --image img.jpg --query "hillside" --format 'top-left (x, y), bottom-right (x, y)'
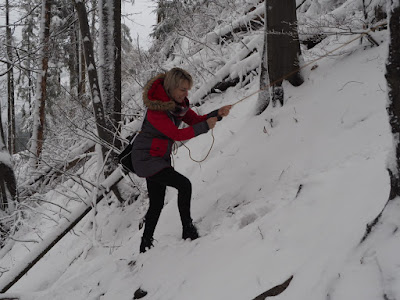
top-left (1, 1), bottom-right (398, 299)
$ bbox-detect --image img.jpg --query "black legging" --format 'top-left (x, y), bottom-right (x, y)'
top-left (143, 167), bottom-right (192, 239)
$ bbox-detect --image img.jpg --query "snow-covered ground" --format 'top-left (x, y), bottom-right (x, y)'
top-left (0, 28), bottom-right (398, 300)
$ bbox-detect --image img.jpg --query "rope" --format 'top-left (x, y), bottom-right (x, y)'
top-left (179, 129), bottom-right (215, 163)
top-left (181, 21), bottom-right (388, 162)
top-left (231, 21), bottom-right (387, 107)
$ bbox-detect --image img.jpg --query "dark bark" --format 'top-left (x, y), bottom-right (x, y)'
top-left (79, 37), bottom-right (86, 99)
top-left (256, 14), bottom-right (270, 115)
top-left (386, 3), bottom-right (400, 199)
top-left (267, 0), bottom-right (304, 88)
top-left (256, 0), bottom-right (304, 115)
top-left (68, 19), bottom-right (79, 96)
top-left (113, 0), bottom-right (122, 149)
top-left (0, 163), bottom-right (17, 211)
top-left (37, 0), bottom-right (52, 158)
top-left (0, 132), bottom-right (17, 210)
top-left (33, 0), bottom-right (52, 161)
top-left (0, 93), bottom-right (6, 148)
top-left (361, 3), bottom-right (400, 243)
top-left (99, 0), bottom-right (122, 149)
top-left (252, 275), bottom-right (294, 299)
top-left (0, 177), bottom-right (7, 211)
top-left (6, 0), bottom-right (16, 155)
top-left (73, 0), bottom-right (125, 203)
top-left (99, 0), bottom-right (113, 127)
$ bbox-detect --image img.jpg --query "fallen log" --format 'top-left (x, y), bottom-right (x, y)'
top-left (192, 36), bottom-right (262, 104)
top-left (19, 140), bottom-right (96, 198)
top-left (204, 3), bottom-right (264, 44)
top-left (0, 169), bottom-right (123, 293)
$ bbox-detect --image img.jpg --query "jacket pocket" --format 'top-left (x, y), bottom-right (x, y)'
top-left (150, 138), bottom-right (168, 157)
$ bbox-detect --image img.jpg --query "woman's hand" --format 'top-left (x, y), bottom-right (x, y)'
top-left (207, 117), bottom-right (218, 129)
top-left (218, 105), bottom-right (232, 118)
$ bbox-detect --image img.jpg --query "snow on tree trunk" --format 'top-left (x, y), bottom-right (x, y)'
top-left (0, 104), bottom-right (5, 147)
top-left (98, 0), bottom-right (114, 122)
top-left (386, 0), bottom-right (400, 200)
top-left (74, 0), bottom-right (125, 203)
top-left (98, 0), bottom-right (122, 149)
top-left (78, 28), bottom-right (86, 99)
top-left (258, 0), bottom-right (303, 112)
top-left (361, 0), bottom-right (400, 242)
top-left (73, 0), bottom-right (112, 157)
top-left (28, 0), bottom-right (52, 167)
top-left (191, 35), bottom-right (262, 105)
top-left (255, 1), bottom-right (271, 115)
top-left (113, 0), bottom-right (122, 149)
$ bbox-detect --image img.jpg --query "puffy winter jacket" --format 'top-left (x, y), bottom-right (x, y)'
top-left (131, 73), bottom-right (218, 177)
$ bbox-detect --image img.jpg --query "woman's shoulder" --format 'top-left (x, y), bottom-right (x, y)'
top-left (143, 73), bottom-right (176, 112)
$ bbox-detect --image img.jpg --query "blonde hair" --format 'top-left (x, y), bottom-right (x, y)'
top-left (163, 68), bottom-right (193, 96)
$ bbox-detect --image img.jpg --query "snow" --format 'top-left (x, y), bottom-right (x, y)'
top-left (1, 6), bottom-right (399, 300)
top-left (191, 34), bottom-right (263, 104)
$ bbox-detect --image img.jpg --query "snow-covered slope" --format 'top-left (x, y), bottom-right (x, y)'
top-left (1, 27), bottom-right (400, 300)
top-left (0, 26), bottom-right (397, 299)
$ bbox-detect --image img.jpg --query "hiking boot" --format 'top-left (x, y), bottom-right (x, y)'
top-left (182, 223), bottom-right (199, 240)
top-left (140, 236), bottom-right (154, 253)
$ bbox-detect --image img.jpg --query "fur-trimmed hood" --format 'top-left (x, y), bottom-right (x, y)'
top-left (143, 74), bottom-right (176, 111)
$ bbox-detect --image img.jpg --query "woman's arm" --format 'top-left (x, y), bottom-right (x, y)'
top-left (182, 108), bottom-right (219, 125)
top-left (147, 110), bottom-right (209, 141)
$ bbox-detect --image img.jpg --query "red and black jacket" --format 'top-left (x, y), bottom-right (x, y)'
top-left (131, 74), bottom-right (218, 178)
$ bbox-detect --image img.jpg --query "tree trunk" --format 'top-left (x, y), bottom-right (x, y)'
top-left (98, 0), bottom-right (122, 149)
top-left (257, 0), bottom-right (304, 114)
top-left (28, 0), bottom-right (52, 167)
top-left (361, 1), bottom-right (400, 242)
top-left (73, 0), bottom-right (112, 157)
top-left (255, 1), bottom-right (271, 115)
top-left (68, 20), bottom-right (79, 96)
top-left (0, 136), bottom-right (17, 211)
top-left (98, 0), bottom-right (113, 123)
top-left (6, 0), bottom-right (16, 155)
top-left (0, 163), bottom-right (17, 211)
top-left (73, 0), bottom-right (125, 203)
top-left (386, 2), bottom-right (400, 199)
top-left (78, 31), bottom-right (86, 99)
top-left (114, 0), bottom-right (122, 149)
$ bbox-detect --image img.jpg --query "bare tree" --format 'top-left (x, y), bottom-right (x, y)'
top-left (72, 0), bottom-right (113, 157)
top-left (28, 0), bottom-right (52, 167)
top-left (74, 0), bottom-right (125, 203)
top-left (256, 0), bottom-right (304, 115)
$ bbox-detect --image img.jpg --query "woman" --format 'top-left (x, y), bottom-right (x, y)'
top-left (131, 68), bottom-right (231, 253)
